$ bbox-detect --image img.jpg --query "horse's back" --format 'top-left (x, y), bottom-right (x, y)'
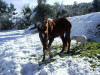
top-left (49, 18), bottom-right (72, 36)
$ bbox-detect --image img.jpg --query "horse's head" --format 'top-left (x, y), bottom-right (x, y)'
top-left (36, 19), bottom-right (49, 50)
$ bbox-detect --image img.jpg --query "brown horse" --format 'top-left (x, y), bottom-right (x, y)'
top-left (36, 17), bottom-right (72, 61)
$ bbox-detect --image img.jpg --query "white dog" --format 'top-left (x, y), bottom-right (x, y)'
top-left (71, 35), bottom-right (87, 47)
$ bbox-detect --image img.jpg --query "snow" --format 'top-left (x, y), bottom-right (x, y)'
top-left (30, 12), bottom-right (36, 21)
top-left (0, 30), bottom-right (100, 75)
top-left (24, 24), bottom-right (37, 34)
top-left (69, 12), bottom-right (100, 41)
top-left (0, 12), bottom-right (100, 75)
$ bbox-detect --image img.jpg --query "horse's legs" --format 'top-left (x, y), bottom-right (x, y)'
top-left (60, 34), bottom-right (66, 53)
top-left (65, 31), bottom-right (71, 53)
top-left (48, 38), bottom-right (54, 58)
top-left (48, 38), bottom-right (54, 48)
top-left (42, 48), bottom-right (46, 61)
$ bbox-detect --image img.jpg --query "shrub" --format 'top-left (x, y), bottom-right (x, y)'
top-left (0, 15), bottom-right (13, 30)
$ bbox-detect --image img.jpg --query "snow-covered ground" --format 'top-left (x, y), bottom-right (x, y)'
top-left (0, 30), bottom-right (100, 75)
top-left (0, 12), bottom-right (100, 75)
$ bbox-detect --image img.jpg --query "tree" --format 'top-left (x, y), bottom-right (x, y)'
top-left (72, 1), bottom-right (79, 16)
top-left (32, 0), bottom-right (54, 23)
top-left (52, 2), bottom-right (60, 18)
top-left (8, 4), bottom-right (16, 15)
top-left (93, 0), bottom-right (100, 12)
top-left (78, 3), bottom-right (93, 15)
top-left (0, 0), bottom-right (8, 15)
top-left (22, 5), bottom-right (32, 16)
top-left (22, 5), bottom-right (32, 26)
top-left (37, 0), bottom-right (46, 5)
top-left (15, 5), bottom-right (33, 29)
top-left (56, 3), bottom-right (68, 18)
top-left (0, 0), bottom-right (16, 30)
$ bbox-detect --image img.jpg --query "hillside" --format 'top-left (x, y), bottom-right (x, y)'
top-left (0, 12), bottom-right (100, 75)
top-left (69, 12), bottom-right (100, 41)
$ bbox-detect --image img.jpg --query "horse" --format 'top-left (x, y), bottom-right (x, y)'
top-left (36, 17), bottom-right (72, 61)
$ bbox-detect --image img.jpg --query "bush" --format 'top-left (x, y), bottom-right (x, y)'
top-left (0, 15), bottom-right (13, 30)
top-left (14, 17), bottom-right (28, 30)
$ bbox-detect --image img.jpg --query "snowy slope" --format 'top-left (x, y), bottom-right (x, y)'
top-left (69, 12), bottom-right (100, 40)
top-left (0, 12), bottom-right (100, 75)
